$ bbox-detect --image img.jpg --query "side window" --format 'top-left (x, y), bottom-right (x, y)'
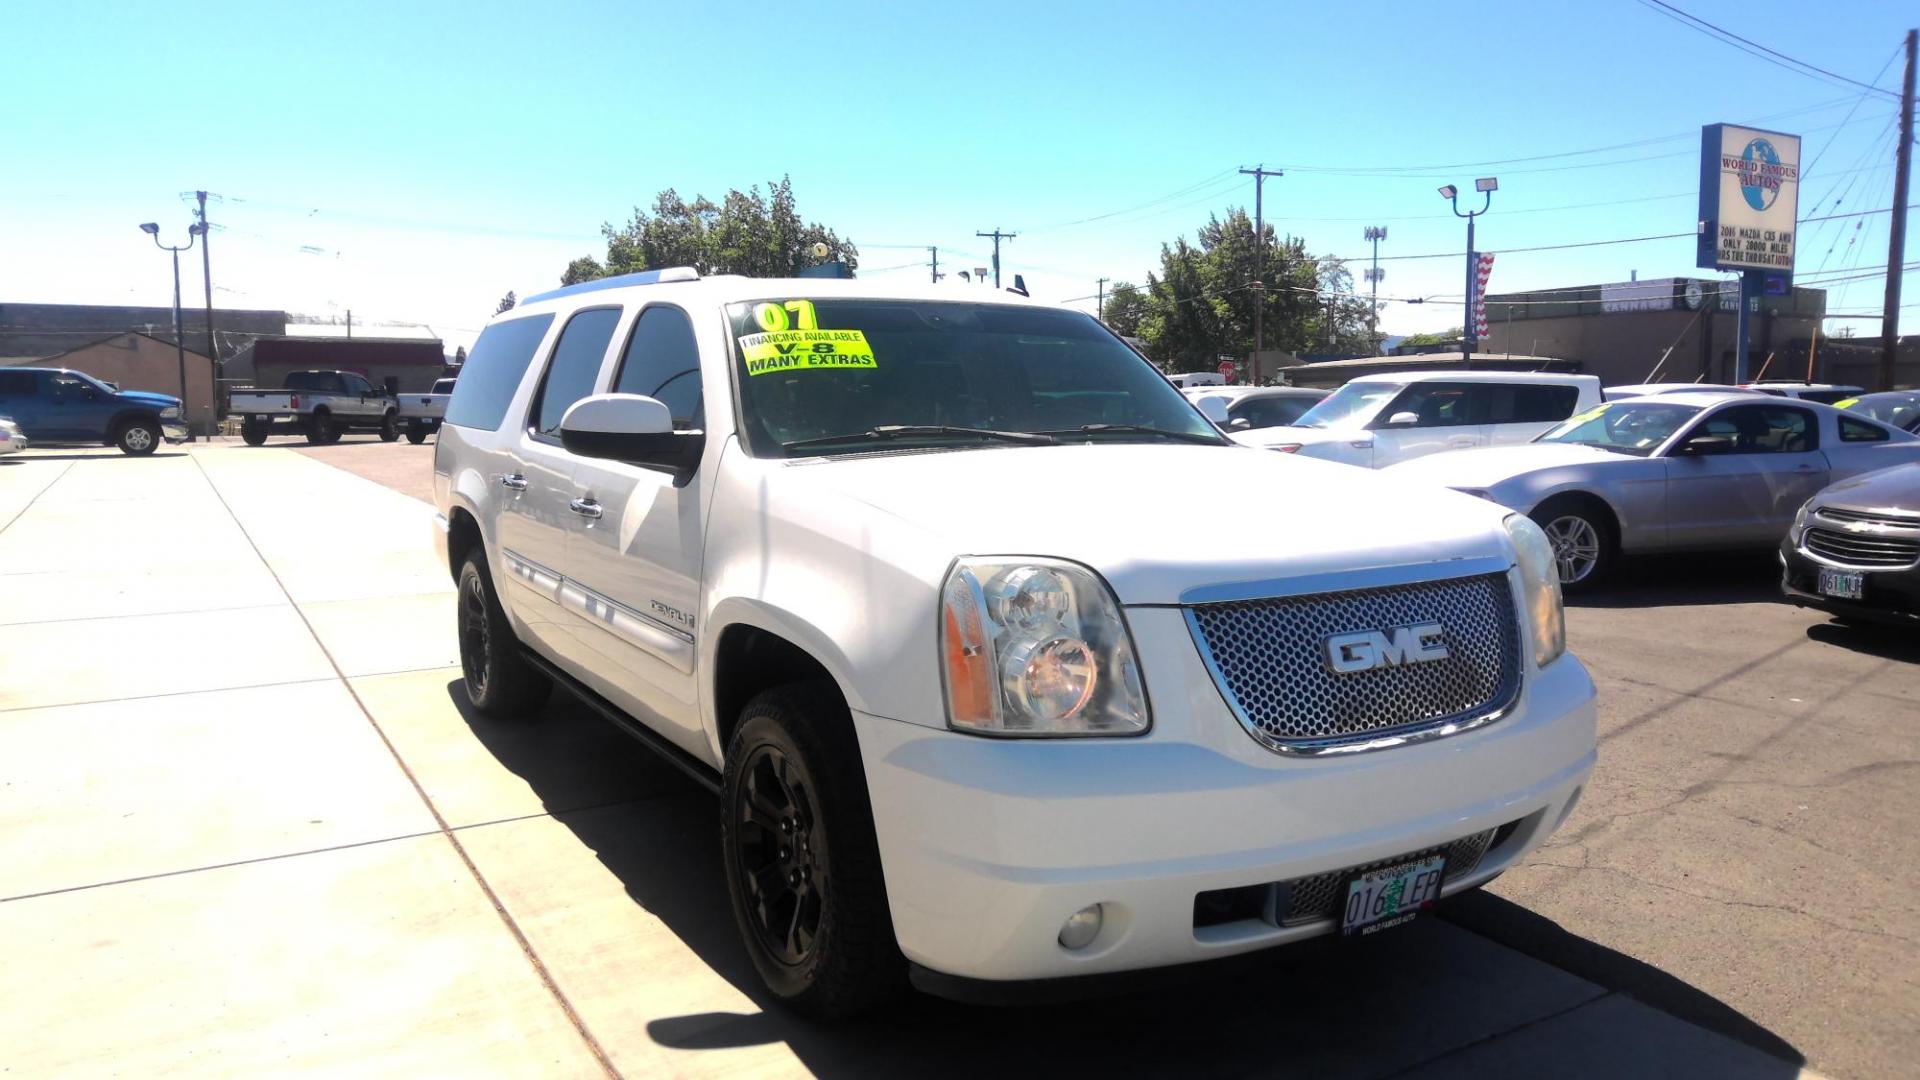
top-left (1839, 415), bottom-right (1889, 443)
top-left (345, 374), bottom-right (371, 395)
top-left (1696, 404), bottom-right (1819, 453)
top-left (1513, 384), bottom-right (1578, 423)
top-left (0, 371), bottom-right (37, 396)
top-left (1379, 383), bottom-right (1471, 427)
top-left (49, 375), bottom-right (91, 401)
top-left (613, 304), bottom-right (705, 430)
top-left (530, 307), bottom-right (622, 439)
top-left (445, 314), bottom-right (556, 431)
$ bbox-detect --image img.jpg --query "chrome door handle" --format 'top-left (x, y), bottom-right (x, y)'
top-left (500, 474), bottom-right (529, 490)
top-left (569, 497), bottom-right (603, 519)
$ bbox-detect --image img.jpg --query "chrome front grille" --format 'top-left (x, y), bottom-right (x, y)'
top-left (1804, 526), bottom-right (1920, 568)
top-left (1273, 828), bottom-right (1498, 927)
top-left (1815, 506), bottom-right (1920, 530)
top-left (1186, 571), bottom-right (1522, 754)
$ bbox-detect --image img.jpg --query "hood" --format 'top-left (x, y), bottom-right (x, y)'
top-left (1232, 423), bottom-right (1357, 450)
top-left (1815, 462), bottom-right (1920, 512)
top-left (1385, 442), bottom-right (1625, 488)
top-left (115, 389), bottom-right (182, 409)
top-left (775, 443), bottom-right (1514, 604)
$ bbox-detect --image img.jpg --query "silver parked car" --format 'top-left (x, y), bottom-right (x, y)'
top-left (1385, 392), bottom-right (1920, 589)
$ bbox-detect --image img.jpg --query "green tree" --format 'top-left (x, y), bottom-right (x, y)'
top-left (1400, 327), bottom-right (1464, 347)
top-left (1100, 282), bottom-right (1148, 337)
top-left (1131, 208), bottom-right (1320, 373)
top-left (495, 291), bottom-right (517, 314)
top-left (570, 177), bottom-right (857, 281)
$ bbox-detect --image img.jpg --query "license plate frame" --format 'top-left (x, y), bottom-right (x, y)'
top-left (1341, 854), bottom-right (1446, 937)
top-left (1818, 568), bottom-right (1864, 600)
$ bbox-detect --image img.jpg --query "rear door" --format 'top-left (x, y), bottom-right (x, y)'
top-left (1368, 381), bottom-right (1485, 465)
top-left (1663, 403), bottom-right (1827, 547)
top-left (494, 308), bottom-right (623, 656)
top-left (1480, 382), bottom-right (1582, 447)
top-left (561, 302), bottom-right (710, 757)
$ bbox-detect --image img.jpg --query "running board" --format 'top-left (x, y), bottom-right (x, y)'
top-left (518, 648), bottom-right (723, 795)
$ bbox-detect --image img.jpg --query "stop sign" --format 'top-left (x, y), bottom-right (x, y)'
top-left (1217, 360), bottom-right (1234, 377)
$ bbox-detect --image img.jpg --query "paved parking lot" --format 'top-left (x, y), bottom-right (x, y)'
top-left (4, 438), bottom-right (1910, 1077)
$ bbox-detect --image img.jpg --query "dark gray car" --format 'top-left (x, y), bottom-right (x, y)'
top-left (1781, 463), bottom-right (1920, 625)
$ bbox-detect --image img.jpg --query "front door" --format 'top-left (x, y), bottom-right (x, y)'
top-left (1369, 381), bottom-right (1486, 465)
top-left (563, 302), bottom-right (708, 758)
top-left (1664, 403), bottom-right (1828, 548)
top-left (493, 307), bottom-right (623, 657)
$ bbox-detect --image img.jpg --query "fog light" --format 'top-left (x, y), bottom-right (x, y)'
top-left (1058, 903), bottom-right (1104, 950)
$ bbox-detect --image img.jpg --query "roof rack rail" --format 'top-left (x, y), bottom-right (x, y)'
top-left (521, 267), bottom-right (699, 305)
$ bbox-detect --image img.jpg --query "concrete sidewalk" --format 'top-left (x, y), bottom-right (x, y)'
top-left (0, 445), bottom-right (1820, 1077)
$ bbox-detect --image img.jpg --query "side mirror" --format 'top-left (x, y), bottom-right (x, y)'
top-left (559, 394), bottom-right (704, 479)
top-left (1385, 411), bottom-right (1421, 427)
top-left (1677, 433), bottom-right (1736, 456)
top-left (1194, 396), bottom-right (1230, 425)
top-left (1229, 417), bottom-right (1252, 431)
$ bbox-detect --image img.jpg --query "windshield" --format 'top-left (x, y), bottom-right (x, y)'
top-left (1536, 401), bottom-right (1700, 456)
top-left (1840, 393), bottom-right (1920, 429)
top-left (1291, 381), bottom-right (1400, 429)
top-left (728, 298), bottom-right (1222, 456)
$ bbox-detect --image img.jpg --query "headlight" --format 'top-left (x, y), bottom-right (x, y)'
top-left (1791, 501), bottom-right (1811, 541)
top-left (940, 558), bottom-right (1150, 736)
top-left (1503, 515), bottom-right (1566, 668)
top-left (161, 406), bottom-right (182, 419)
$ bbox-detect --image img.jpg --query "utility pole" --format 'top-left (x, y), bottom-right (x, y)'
top-left (976, 229), bottom-right (1016, 288)
top-left (1881, 28), bottom-right (1916, 391)
top-left (929, 246), bottom-right (941, 284)
top-left (1240, 166), bottom-right (1283, 382)
top-left (1096, 277), bottom-right (1108, 321)
top-left (346, 310), bottom-right (353, 338)
top-left (1363, 226), bottom-right (1387, 350)
top-left (193, 192), bottom-right (217, 370)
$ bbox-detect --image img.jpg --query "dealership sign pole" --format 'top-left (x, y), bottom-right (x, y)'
top-left (1698, 124), bottom-right (1799, 384)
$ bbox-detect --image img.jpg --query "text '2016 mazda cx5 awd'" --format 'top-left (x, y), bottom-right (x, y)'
top-left (431, 269), bottom-right (1597, 1017)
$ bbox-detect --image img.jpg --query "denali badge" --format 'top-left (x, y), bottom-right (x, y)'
top-left (1326, 623), bottom-right (1449, 674)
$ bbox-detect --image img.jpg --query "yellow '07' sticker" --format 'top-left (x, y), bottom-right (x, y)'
top-left (740, 329), bottom-right (877, 376)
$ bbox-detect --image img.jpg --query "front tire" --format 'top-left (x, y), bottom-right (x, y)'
top-left (1530, 496), bottom-right (1618, 592)
top-left (722, 684), bottom-right (902, 1019)
top-left (379, 412), bottom-right (400, 442)
top-left (456, 553), bottom-right (550, 719)
top-left (116, 418), bottom-right (160, 456)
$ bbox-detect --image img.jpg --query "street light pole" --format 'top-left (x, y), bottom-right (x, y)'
top-left (141, 222), bottom-right (204, 440)
top-left (1440, 178), bottom-right (1498, 359)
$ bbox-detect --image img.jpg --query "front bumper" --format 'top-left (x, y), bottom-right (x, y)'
top-left (1780, 542), bottom-right (1920, 625)
top-left (854, 607), bottom-right (1597, 983)
top-left (162, 421), bottom-right (190, 444)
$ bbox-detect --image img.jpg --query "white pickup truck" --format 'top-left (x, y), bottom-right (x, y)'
top-left (433, 271), bottom-right (1597, 1017)
top-left (396, 377), bottom-right (456, 443)
top-left (231, 370), bottom-right (400, 445)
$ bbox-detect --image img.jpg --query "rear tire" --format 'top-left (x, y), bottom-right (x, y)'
top-left (305, 412), bottom-right (336, 446)
top-left (1530, 496), bottom-right (1618, 593)
top-left (406, 422), bottom-right (428, 445)
top-left (722, 683), bottom-right (903, 1019)
top-left (241, 420), bottom-right (269, 447)
top-left (116, 418), bottom-right (160, 456)
top-left (379, 412), bottom-right (400, 442)
top-left (456, 553), bottom-right (550, 719)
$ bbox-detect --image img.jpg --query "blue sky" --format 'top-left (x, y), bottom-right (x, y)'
top-left (4, 0), bottom-right (1913, 352)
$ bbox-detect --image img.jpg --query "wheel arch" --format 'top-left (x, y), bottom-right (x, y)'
top-left (704, 601), bottom-right (866, 763)
top-left (1527, 488), bottom-right (1622, 540)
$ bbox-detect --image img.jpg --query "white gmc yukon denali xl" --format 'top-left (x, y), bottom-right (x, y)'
top-left (432, 270), bottom-right (1597, 1017)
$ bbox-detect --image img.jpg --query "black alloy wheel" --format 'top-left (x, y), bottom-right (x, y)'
top-left (455, 554), bottom-right (549, 718)
top-left (734, 743), bottom-right (827, 966)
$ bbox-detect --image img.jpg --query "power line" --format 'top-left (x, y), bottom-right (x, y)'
top-left (1633, 0), bottom-right (1901, 101)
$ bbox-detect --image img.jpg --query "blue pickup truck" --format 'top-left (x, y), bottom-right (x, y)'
top-left (0, 367), bottom-right (188, 455)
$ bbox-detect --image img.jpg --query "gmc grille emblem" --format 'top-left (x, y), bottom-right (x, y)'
top-left (1326, 623), bottom-right (1450, 673)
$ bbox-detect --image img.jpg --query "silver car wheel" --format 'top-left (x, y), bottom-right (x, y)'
top-left (124, 427), bottom-right (153, 452)
top-left (1544, 515), bottom-right (1600, 584)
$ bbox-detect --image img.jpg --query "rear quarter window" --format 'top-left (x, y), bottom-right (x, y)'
top-left (445, 314), bottom-right (556, 431)
top-left (1838, 415), bottom-right (1890, 443)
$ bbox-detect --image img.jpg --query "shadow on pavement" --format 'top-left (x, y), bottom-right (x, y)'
top-left (1570, 550), bottom-right (1780, 609)
top-left (1804, 618), bottom-right (1920, 662)
top-left (446, 679), bottom-right (1806, 1078)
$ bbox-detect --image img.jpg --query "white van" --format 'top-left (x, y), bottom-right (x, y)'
top-left (1235, 370), bottom-right (1603, 468)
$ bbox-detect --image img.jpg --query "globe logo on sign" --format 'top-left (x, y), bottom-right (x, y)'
top-left (1740, 138), bottom-right (1781, 211)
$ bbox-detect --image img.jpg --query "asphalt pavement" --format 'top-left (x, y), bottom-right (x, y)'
top-left (5, 435), bottom-right (1905, 1076)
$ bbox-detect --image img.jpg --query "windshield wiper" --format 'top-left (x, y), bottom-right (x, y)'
top-left (782, 425), bottom-right (1057, 452)
top-left (1041, 424), bottom-right (1225, 444)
